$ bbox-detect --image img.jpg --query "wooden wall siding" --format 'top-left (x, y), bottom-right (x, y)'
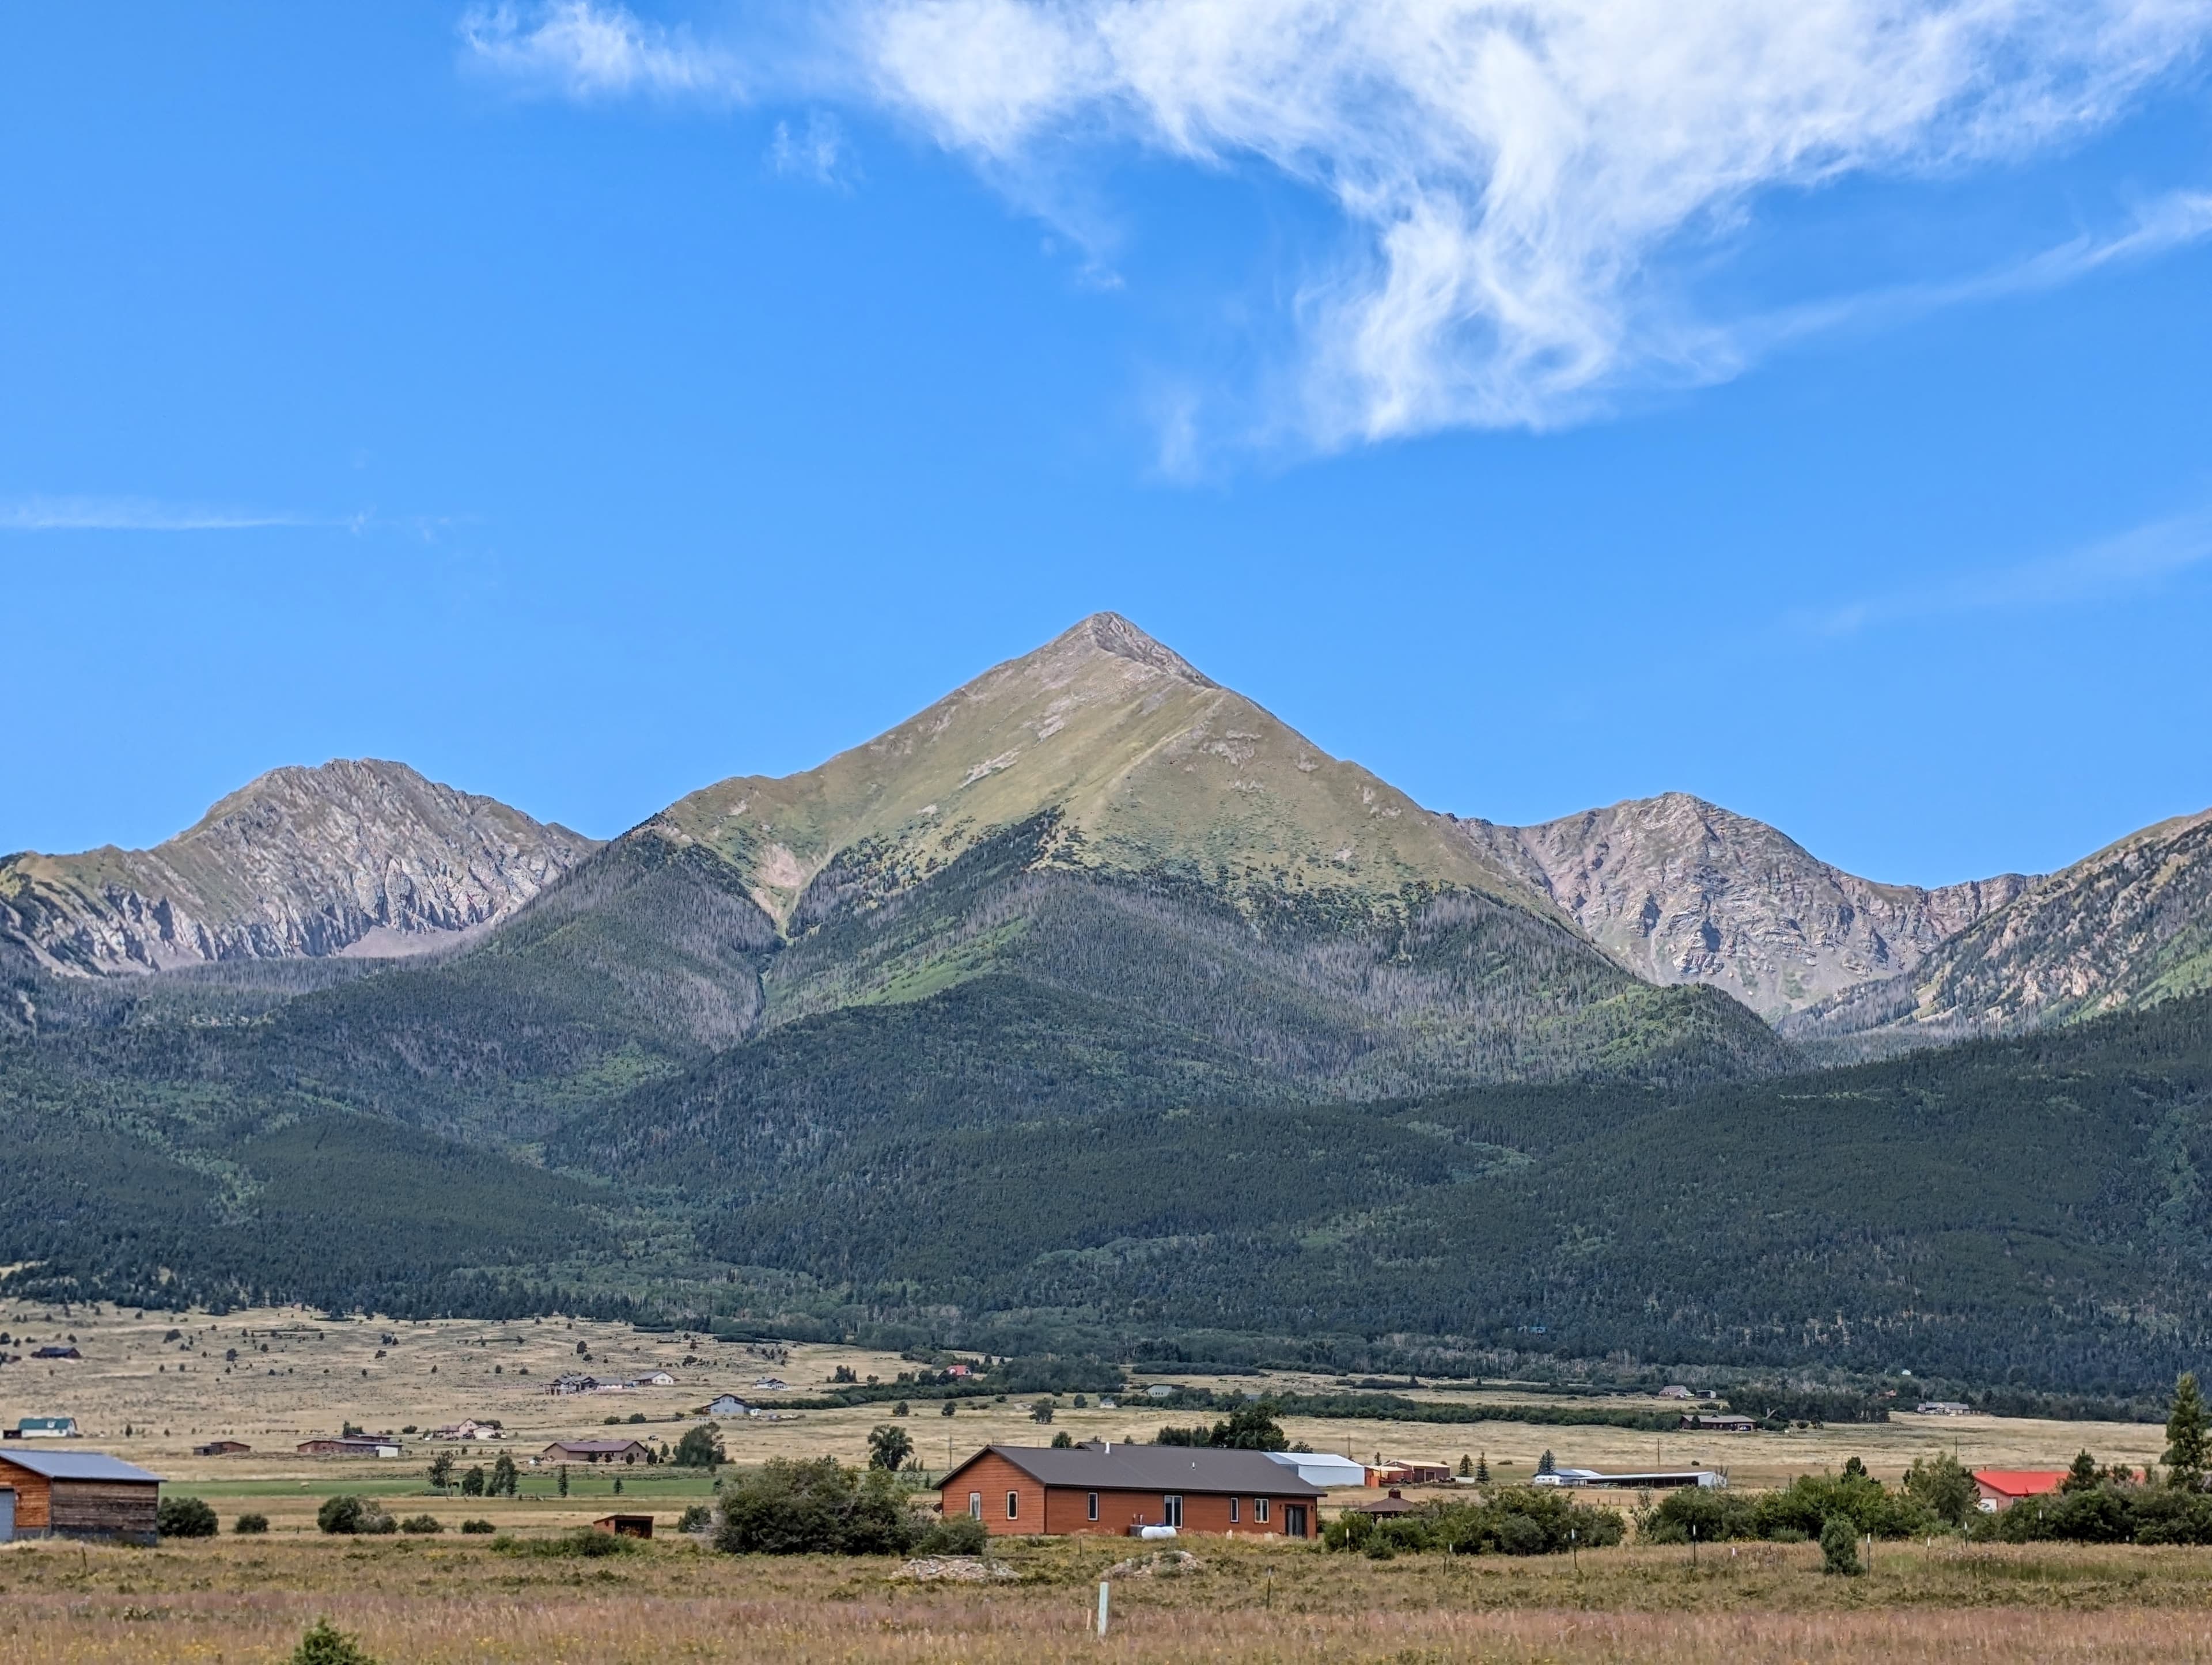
top-left (0, 1464), bottom-right (52, 1530)
top-left (946, 1452), bottom-right (1047, 1535)
top-left (52, 1481), bottom-right (160, 1538)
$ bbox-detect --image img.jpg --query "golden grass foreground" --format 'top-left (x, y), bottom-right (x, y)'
top-left (13, 1532), bottom-right (2212, 1662)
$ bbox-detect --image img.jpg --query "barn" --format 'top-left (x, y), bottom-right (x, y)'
top-left (0, 1450), bottom-right (163, 1545)
top-left (938, 1442), bottom-right (1324, 1539)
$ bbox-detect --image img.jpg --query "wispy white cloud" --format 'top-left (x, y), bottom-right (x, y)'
top-left (459, 1), bottom-right (2212, 452)
top-left (459, 1), bottom-right (743, 100)
top-left (1800, 507), bottom-right (2212, 635)
top-left (0, 496), bottom-right (325, 532)
top-left (856, 0), bottom-right (2212, 446)
top-left (771, 112), bottom-right (857, 185)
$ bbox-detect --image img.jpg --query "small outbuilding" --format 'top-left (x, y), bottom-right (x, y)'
top-left (592, 1513), bottom-right (654, 1538)
top-left (1263, 1450), bottom-right (1366, 1490)
top-left (298, 1436), bottom-right (402, 1458)
top-left (0, 1449), bottom-right (163, 1544)
top-left (1679, 1414), bottom-right (1756, 1433)
top-left (9, 1417), bottom-right (80, 1440)
top-left (193, 1440), bottom-right (251, 1457)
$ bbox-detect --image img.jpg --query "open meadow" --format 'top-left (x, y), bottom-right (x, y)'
top-left (7, 1301), bottom-right (2207, 1660)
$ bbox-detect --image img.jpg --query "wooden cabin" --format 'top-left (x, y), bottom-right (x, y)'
top-left (0, 1450), bottom-right (163, 1545)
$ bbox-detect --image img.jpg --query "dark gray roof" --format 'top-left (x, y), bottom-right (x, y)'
top-left (0, 1449), bottom-right (162, 1483)
top-left (950, 1443), bottom-right (1324, 1497)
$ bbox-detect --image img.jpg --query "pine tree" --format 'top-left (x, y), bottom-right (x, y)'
top-left (1476, 1452), bottom-right (1490, 1484)
top-left (2166, 1373), bottom-right (2209, 1487)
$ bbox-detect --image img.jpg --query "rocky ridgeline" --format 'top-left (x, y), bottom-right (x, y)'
top-left (0, 759), bottom-right (599, 974)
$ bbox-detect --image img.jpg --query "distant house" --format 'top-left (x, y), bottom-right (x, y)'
top-left (938, 1442), bottom-right (1324, 1539)
top-left (752, 1377), bottom-right (789, 1392)
top-left (1657, 1385), bottom-right (1694, 1400)
top-left (1536, 1468), bottom-right (1726, 1490)
top-left (700, 1395), bottom-right (751, 1418)
top-left (592, 1513), bottom-right (654, 1538)
top-left (31, 1347), bottom-right (81, 1361)
top-left (1916, 1401), bottom-right (1974, 1417)
top-left (297, 1436), bottom-right (402, 1458)
top-left (632, 1371), bottom-right (676, 1387)
top-left (0, 1449), bottom-right (163, 1544)
top-left (1263, 1451), bottom-right (1366, 1490)
top-left (946, 1364), bottom-right (972, 1379)
top-left (1679, 1414), bottom-right (1756, 1433)
top-left (1144, 1385), bottom-right (1176, 1399)
top-left (192, 1440), bottom-right (251, 1457)
top-left (541, 1439), bottom-right (650, 1466)
top-left (1350, 1488), bottom-right (1426, 1518)
top-left (1974, 1470), bottom-right (2067, 1512)
top-left (431, 1420), bottom-right (502, 1442)
top-left (1366, 1461), bottom-right (1451, 1487)
top-left (10, 1417), bottom-right (79, 1440)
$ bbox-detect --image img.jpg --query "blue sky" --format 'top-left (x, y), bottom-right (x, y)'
top-left (3, 2), bottom-right (2210, 887)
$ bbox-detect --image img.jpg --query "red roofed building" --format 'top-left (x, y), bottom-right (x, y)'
top-left (1972, 1470), bottom-right (2067, 1512)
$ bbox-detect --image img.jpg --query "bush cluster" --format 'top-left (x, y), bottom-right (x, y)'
top-left (316, 1496), bottom-right (396, 1536)
top-left (157, 1496), bottom-right (219, 1539)
top-left (713, 1458), bottom-right (988, 1556)
top-left (1641, 1455), bottom-right (1972, 1545)
top-left (1323, 1487), bottom-right (1626, 1557)
top-left (1983, 1485), bottom-right (2212, 1545)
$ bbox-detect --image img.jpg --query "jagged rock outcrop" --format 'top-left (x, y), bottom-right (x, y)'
top-left (1785, 806), bottom-right (2212, 1045)
top-left (0, 760), bottom-right (599, 974)
top-left (1456, 793), bottom-right (2031, 1021)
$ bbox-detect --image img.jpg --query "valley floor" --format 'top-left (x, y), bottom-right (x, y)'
top-left (10, 1534), bottom-right (2212, 1662)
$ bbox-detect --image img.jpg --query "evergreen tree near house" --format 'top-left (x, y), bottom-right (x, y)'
top-left (490, 1453), bottom-right (519, 1497)
top-left (1457, 1455), bottom-right (1472, 1478)
top-left (2168, 1373), bottom-right (2210, 1487)
top-left (427, 1452), bottom-right (454, 1493)
top-left (557, 1465), bottom-right (569, 1498)
top-left (461, 1466), bottom-right (486, 1497)
top-left (1476, 1452), bottom-right (1490, 1484)
top-left (2064, 1450), bottom-right (2101, 1493)
top-left (1537, 1450), bottom-right (1555, 1476)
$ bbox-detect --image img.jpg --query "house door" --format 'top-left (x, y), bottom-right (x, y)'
top-left (0, 1487), bottom-right (14, 1544)
top-left (1161, 1495), bottom-right (1183, 1529)
top-left (1281, 1505), bottom-right (1308, 1539)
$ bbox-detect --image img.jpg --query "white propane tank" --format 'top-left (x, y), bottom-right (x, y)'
top-left (1138, 1524), bottom-right (1179, 1541)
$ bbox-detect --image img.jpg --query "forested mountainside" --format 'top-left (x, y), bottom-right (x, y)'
top-left (1787, 807), bottom-right (2212, 1052)
top-left (1460, 793), bottom-right (2030, 1021)
top-left (6, 953), bottom-right (2212, 1391)
top-left (0, 758), bottom-right (598, 974)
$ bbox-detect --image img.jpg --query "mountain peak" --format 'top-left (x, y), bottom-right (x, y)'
top-left (1071, 611), bottom-right (1216, 688)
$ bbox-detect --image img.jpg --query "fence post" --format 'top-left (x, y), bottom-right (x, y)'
top-left (1097, 1579), bottom-right (1110, 1639)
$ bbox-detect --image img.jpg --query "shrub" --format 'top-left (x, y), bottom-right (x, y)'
top-left (1820, 1515), bottom-right (1862, 1576)
top-left (494, 1528), bottom-right (635, 1558)
top-left (316, 1496), bottom-right (396, 1536)
top-left (233, 1512), bottom-right (270, 1535)
top-left (911, 1512), bottom-right (990, 1556)
top-left (1642, 1486), bottom-right (1757, 1544)
top-left (289, 1618), bottom-right (378, 1664)
top-left (1325, 1488), bottom-right (1622, 1557)
top-left (459, 1519), bottom-right (495, 1534)
top-left (1902, 1452), bottom-right (1980, 1526)
top-left (714, 1458), bottom-right (916, 1555)
top-left (399, 1514), bottom-right (445, 1535)
top-left (676, 1503), bottom-right (714, 1533)
top-left (157, 1495), bottom-right (219, 1539)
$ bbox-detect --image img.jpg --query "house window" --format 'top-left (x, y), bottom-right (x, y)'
top-left (968, 1493), bottom-right (982, 1520)
top-left (1255, 1498), bottom-right (1270, 1523)
top-left (1229, 1497), bottom-right (1240, 1523)
top-left (1087, 1492), bottom-right (1098, 1522)
top-left (1162, 1494), bottom-right (1184, 1528)
top-left (1007, 1491), bottom-right (1020, 1520)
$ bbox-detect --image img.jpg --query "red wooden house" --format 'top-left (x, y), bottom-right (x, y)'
top-left (937, 1442), bottom-right (1325, 1539)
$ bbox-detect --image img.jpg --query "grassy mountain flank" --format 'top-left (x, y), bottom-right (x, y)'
top-left (1786, 806), bottom-right (2212, 1053)
top-left (644, 612), bottom-right (1550, 931)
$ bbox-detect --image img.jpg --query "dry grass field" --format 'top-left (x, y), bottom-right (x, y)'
top-left (7, 1300), bottom-right (2205, 1659)
top-left (12, 1531), bottom-right (2212, 1662)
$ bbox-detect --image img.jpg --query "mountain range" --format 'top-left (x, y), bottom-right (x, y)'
top-left (3, 613), bottom-right (2209, 1390)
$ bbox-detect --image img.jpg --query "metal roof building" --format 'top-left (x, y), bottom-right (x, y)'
top-left (0, 1449), bottom-right (163, 1545)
